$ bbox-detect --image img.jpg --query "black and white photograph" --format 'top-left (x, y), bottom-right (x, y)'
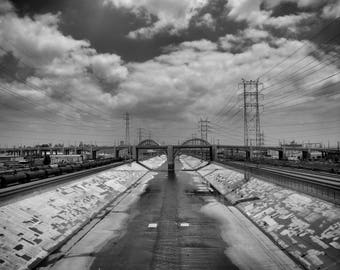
top-left (0, 0), bottom-right (339, 269)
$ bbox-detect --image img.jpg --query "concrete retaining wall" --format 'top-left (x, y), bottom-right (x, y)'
top-left (0, 162), bottom-right (149, 270)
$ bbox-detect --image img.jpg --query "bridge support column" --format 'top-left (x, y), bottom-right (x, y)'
top-left (245, 148), bottom-right (253, 161)
top-left (245, 150), bottom-right (251, 161)
top-left (302, 150), bottom-right (310, 161)
top-left (211, 145), bottom-right (217, 161)
top-left (136, 148), bottom-right (139, 162)
top-left (167, 145), bottom-right (174, 171)
top-left (114, 147), bottom-right (120, 159)
top-left (278, 150), bottom-right (285, 160)
top-left (131, 146), bottom-right (136, 160)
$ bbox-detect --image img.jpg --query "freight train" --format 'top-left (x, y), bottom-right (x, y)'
top-left (0, 157), bottom-right (123, 188)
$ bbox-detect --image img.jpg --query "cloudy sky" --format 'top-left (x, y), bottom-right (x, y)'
top-left (0, 0), bottom-right (339, 147)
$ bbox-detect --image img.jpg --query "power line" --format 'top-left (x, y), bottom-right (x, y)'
top-left (258, 17), bottom-right (340, 80)
top-left (0, 86), bottom-right (122, 129)
top-left (264, 77), bottom-right (340, 111)
top-left (0, 127), bottom-right (120, 137)
top-left (0, 134), bottom-right (115, 145)
top-left (261, 31), bottom-right (340, 89)
top-left (262, 51), bottom-right (340, 98)
top-left (262, 65), bottom-right (340, 106)
top-left (0, 65), bottom-right (114, 124)
top-left (211, 85), bottom-right (239, 123)
top-left (0, 44), bottom-right (114, 120)
top-left (262, 119), bottom-right (340, 128)
top-left (0, 118), bottom-right (121, 133)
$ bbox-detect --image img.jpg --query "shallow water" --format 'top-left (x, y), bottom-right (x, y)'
top-left (90, 161), bottom-right (238, 270)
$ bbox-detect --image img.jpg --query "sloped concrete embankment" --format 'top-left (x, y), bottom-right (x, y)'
top-left (179, 155), bottom-right (209, 170)
top-left (183, 157), bottom-right (340, 270)
top-left (0, 161), bottom-right (158, 270)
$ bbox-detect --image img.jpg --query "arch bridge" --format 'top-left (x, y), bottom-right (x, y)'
top-left (181, 138), bottom-right (210, 146)
top-left (135, 138), bottom-right (216, 170)
top-left (138, 139), bottom-right (160, 146)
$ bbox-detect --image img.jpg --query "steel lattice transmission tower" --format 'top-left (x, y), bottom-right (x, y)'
top-left (241, 79), bottom-right (264, 146)
top-left (198, 118), bottom-right (210, 142)
top-left (124, 112), bottom-right (130, 145)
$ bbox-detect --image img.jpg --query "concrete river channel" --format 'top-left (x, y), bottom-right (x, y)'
top-left (38, 155), bottom-right (299, 270)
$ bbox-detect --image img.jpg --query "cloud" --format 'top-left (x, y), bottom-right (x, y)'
top-left (89, 54), bottom-right (128, 84)
top-left (195, 13), bottom-right (216, 29)
top-left (0, 6), bottom-right (128, 124)
top-left (219, 28), bottom-right (270, 51)
top-left (108, 36), bottom-right (334, 121)
top-left (0, 12), bottom-right (89, 67)
top-left (243, 28), bottom-right (269, 40)
top-left (226, 0), bottom-right (318, 29)
top-left (0, 0), bottom-right (12, 14)
top-left (226, 0), bottom-right (269, 26)
top-left (265, 13), bottom-right (312, 29)
top-left (168, 39), bottom-right (218, 52)
top-left (262, 0), bottom-right (324, 9)
top-left (97, 34), bottom-right (340, 144)
top-left (322, 1), bottom-right (340, 18)
top-left (0, 0), bottom-right (339, 145)
top-left (104, 0), bottom-right (209, 38)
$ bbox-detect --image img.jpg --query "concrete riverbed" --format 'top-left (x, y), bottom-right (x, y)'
top-left (42, 156), bottom-right (300, 270)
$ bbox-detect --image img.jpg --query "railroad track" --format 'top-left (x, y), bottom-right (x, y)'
top-left (237, 162), bottom-right (339, 177)
top-left (219, 160), bottom-right (340, 191)
top-left (0, 161), bottom-right (127, 199)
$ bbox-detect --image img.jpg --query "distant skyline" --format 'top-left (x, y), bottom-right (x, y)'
top-left (0, 0), bottom-right (339, 146)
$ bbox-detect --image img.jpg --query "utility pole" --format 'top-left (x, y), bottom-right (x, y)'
top-left (137, 128), bottom-right (142, 143)
top-left (241, 79), bottom-right (263, 146)
top-left (124, 112), bottom-right (130, 145)
top-left (260, 132), bottom-right (265, 146)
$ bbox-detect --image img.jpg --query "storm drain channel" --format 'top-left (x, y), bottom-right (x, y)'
top-left (89, 163), bottom-right (238, 270)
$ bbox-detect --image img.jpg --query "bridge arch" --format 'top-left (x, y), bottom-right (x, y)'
top-left (138, 139), bottom-right (160, 146)
top-left (181, 138), bottom-right (210, 146)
